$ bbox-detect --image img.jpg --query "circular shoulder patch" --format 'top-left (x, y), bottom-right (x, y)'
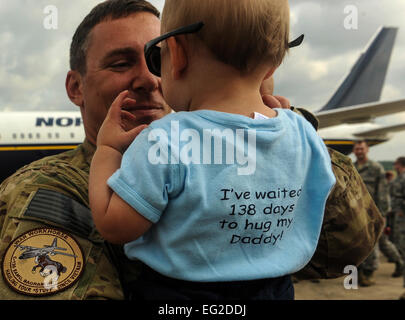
top-left (1, 227), bottom-right (85, 297)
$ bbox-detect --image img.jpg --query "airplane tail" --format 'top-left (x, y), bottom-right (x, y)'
top-left (320, 27), bottom-right (398, 112)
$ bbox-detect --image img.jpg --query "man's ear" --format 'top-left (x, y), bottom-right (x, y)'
top-left (260, 67), bottom-right (277, 96)
top-left (260, 77), bottom-right (274, 96)
top-left (263, 67), bottom-right (276, 81)
top-left (66, 70), bottom-right (84, 108)
top-left (166, 36), bottom-right (188, 80)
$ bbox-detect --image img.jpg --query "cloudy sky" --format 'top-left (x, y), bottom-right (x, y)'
top-left (1, 0), bottom-right (404, 161)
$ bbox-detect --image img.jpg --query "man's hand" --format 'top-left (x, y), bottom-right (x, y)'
top-left (260, 76), bottom-right (291, 110)
top-left (97, 90), bottom-right (148, 153)
top-left (262, 94), bottom-right (291, 109)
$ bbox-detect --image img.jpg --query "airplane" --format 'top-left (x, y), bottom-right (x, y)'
top-left (16, 237), bottom-right (77, 260)
top-left (316, 26), bottom-right (405, 154)
top-left (1, 26), bottom-right (404, 183)
top-left (0, 111), bottom-right (84, 182)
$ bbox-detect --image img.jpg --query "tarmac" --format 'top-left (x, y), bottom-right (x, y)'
top-left (294, 256), bottom-right (405, 300)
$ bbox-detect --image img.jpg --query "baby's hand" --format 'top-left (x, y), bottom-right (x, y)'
top-left (97, 90), bottom-right (148, 153)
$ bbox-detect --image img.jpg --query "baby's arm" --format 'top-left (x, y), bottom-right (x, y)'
top-left (90, 145), bottom-right (152, 244)
top-left (89, 91), bottom-right (152, 244)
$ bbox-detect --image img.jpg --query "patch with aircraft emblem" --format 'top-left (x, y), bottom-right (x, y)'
top-left (1, 227), bottom-right (84, 296)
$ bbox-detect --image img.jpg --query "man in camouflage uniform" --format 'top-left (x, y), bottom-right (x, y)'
top-left (353, 141), bottom-right (404, 286)
top-left (390, 157), bottom-right (405, 299)
top-left (0, 0), bottom-right (384, 300)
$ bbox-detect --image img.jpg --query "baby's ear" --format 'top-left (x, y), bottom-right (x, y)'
top-left (167, 36), bottom-right (188, 80)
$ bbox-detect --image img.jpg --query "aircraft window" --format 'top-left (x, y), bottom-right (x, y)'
top-left (20, 133), bottom-right (25, 139)
top-left (48, 133), bottom-right (52, 138)
top-left (36, 133), bottom-right (40, 139)
top-left (12, 133), bottom-right (17, 139)
top-left (70, 132), bottom-right (75, 138)
top-left (55, 133), bottom-right (60, 139)
top-left (28, 133), bottom-right (33, 139)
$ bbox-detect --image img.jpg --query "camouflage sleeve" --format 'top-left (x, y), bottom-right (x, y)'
top-left (375, 164), bottom-right (391, 215)
top-left (0, 162), bottom-right (124, 300)
top-left (401, 181), bottom-right (405, 213)
top-left (295, 149), bottom-right (385, 280)
top-left (291, 107), bottom-right (319, 131)
top-left (397, 178), bottom-right (405, 213)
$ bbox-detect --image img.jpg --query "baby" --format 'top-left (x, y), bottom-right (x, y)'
top-left (89, 0), bottom-right (335, 300)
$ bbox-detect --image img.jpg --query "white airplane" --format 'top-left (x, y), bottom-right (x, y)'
top-left (0, 111), bottom-right (84, 182)
top-left (316, 26), bottom-right (405, 154)
top-left (1, 27), bottom-right (404, 182)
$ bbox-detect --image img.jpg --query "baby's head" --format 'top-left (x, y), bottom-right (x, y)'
top-left (151, 0), bottom-right (291, 110)
top-left (162, 0), bottom-right (290, 72)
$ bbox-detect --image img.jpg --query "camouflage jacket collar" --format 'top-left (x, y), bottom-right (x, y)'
top-left (354, 160), bottom-right (371, 171)
top-left (82, 139), bottom-right (96, 168)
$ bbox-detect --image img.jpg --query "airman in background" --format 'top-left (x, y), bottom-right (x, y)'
top-left (386, 171), bottom-right (397, 244)
top-left (390, 157), bottom-right (405, 300)
top-left (353, 141), bottom-right (404, 286)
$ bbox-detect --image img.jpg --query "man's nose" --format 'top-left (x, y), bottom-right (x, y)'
top-left (131, 58), bottom-right (159, 94)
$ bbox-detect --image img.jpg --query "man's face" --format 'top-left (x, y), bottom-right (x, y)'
top-left (394, 161), bottom-right (403, 175)
top-left (353, 142), bottom-right (369, 161)
top-left (78, 13), bottom-right (171, 144)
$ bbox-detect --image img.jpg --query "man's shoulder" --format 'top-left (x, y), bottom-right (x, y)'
top-left (367, 160), bottom-right (384, 172)
top-left (3, 146), bottom-right (85, 182)
top-left (395, 173), bottom-right (405, 186)
top-left (327, 148), bottom-right (370, 201)
top-left (328, 148), bottom-right (358, 180)
top-left (0, 143), bottom-right (125, 300)
top-left (355, 160), bottom-right (384, 176)
top-left (328, 148), bottom-right (353, 170)
top-left (0, 144), bottom-right (89, 207)
top-left (296, 147), bottom-right (385, 279)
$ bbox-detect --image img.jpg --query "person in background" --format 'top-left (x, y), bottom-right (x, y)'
top-left (390, 157), bottom-right (405, 300)
top-left (386, 170), bottom-right (397, 244)
top-left (353, 141), bottom-right (403, 285)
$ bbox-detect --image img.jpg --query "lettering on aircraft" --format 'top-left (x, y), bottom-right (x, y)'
top-left (35, 117), bottom-right (82, 127)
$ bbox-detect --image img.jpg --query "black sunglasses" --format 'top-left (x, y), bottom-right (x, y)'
top-left (144, 21), bottom-right (304, 77)
top-left (144, 22), bottom-right (205, 77)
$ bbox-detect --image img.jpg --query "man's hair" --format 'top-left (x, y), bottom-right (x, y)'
top-left (161, 0), bottom-right (290, 74)
top-left (354, 140), bottom-right (369, 147)
top-left (70, 0), bottom-right (160, 74)
top-left (395, 157), bottom-right (405, 167)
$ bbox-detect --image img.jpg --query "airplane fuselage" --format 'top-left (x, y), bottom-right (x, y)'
top-left (0, 112), bottom-right (84, 182)
top-left (0, 111), bottom-right (393, 183)
top-left (319, 122), bottom-right (389, 155)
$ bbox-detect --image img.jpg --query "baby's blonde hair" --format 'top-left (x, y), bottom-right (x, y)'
top-left (162, 0), bottom-right (290, 73)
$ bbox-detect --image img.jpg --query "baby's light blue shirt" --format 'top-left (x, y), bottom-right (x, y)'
top-left (108, 109), bottom-right (336, 282)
